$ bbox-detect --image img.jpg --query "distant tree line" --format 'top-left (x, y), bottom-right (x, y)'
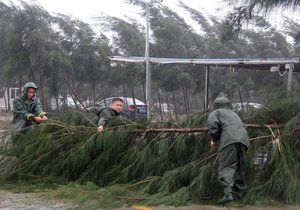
top-left (0, 1), bottom-right (299, 120)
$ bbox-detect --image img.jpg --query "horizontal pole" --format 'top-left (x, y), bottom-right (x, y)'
top-left (131, 124), bottom-right (299, 133)
top-left (109, 56), bottom-right (300, 66)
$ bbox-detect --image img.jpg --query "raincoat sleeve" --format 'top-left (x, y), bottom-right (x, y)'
top-left (98, 109), bottom-right (112, 126)
top-left (13, 98), bottom-right (35, 121)
top-left (34, 98), bottom-right (46, 117)
top-left (207, 110), bottom-right (222, 143)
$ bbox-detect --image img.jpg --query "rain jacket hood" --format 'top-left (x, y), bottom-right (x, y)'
top-left (213, 96), bottom-right (232, 110)
top-left (22, 82), bottom-right (38, 99)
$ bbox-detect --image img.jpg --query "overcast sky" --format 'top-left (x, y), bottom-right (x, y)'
top-left (4, 0), bottom-right (300, 42)
top-left (24, 0), bottom-right (228, 23)
top-left (5, 0), bottom-right (298, 29)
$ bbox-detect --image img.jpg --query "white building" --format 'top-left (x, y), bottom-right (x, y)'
top-left (0, 87), bottom-right (20, 111)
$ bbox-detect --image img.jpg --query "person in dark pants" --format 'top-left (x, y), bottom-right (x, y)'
top-left (96, 98), bottom-right (124, 132)
top-left (207, 96), bottom-right (249, 205)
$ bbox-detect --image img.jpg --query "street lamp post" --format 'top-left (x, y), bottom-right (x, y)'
top-left (145, 2), bottom-right (151, 120)
top-left (145, 0), bottom-right (163, 120)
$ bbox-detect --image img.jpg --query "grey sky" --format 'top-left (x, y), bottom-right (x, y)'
top-left (26, 0), bottom-right (228, 23)
top-left (4, 0), bottom-right (300, 43)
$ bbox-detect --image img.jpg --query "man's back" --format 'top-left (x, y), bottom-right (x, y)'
top-left (209, 108), bottom-right (249, 151)
top-left (207, 96), bottom-right (250, 151)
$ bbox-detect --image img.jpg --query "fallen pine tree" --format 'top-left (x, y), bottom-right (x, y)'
top-left (0, 97), bottom-right (299, 206)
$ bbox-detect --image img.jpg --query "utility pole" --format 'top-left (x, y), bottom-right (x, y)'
top-left (145, 0), bottom-right (163, 120)
top-left (145, 2), bottom-right (151, 120)
top-left (204, 65), bottom-right (210, 109)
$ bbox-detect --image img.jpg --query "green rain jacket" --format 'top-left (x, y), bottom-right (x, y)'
top-left (207, 96), bottom-right (249, 151)
top-left (12, 82), bottom-right (46, 133)
top-left (96, 107), bottom-right (120, 126)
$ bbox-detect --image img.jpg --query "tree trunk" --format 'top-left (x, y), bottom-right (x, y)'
top-left (172, 90), bottom-right (179, 121)
top-left (247, 90), bottom-right (250, 107)
top-left (157, 89), bottom-right (164, 121)
top-left (182, 85), bottom-right (189, 119)
top-left (184, 84), bottom-right (190, 117)
top-left (237, 86), bottom-right (244, 112)
top-left (92, 84), bottom-right (96, 108)
top-left (3, 87), bottom-right (7, 111)
top-left (19, 75), bottom-right (22, 94)
top-left (7, 87), bottom-right (11, 111)
top-left (55, 94), bottom-right (60, 112)
top-left (66, 85), bottom-right (79, 110)
top-left (69, 75), bottom-right (77, 104)
top-left (132, 86), bottom-right (137, 118)
top-left (63, 75), bottom-right (85, 111)
top-left (193, 95), bottom-right (199, 108)
top-left (165, 90), bottom-right (172, 120)
top-left (39, 73), bottom-right (47, 111)
top-left (122, 83), bottom-right (129, 107)
top-left (30, 73), bottom-right (36, 82)
top-left (100, 78), bottom-right (107, 107)
top-left (229, 88), bottom-right (233, 101)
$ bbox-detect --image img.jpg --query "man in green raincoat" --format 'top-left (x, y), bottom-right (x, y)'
top-left (207, 96), bottom-right (249, 205)
top-left (96, 97), bottom-right (124, 132)
top-left (12, 82), bottom-right (48, 134)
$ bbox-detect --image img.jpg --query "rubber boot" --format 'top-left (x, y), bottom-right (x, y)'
top-left (218, 193), bottom-right (234, 206)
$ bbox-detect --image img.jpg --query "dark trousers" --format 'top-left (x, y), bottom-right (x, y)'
top-left (218, 143), bottom-right (246, 197)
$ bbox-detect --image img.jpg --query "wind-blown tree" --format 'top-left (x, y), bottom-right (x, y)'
top-left (0, 2), bottom-right (59, 110)
top-left (0, 0), bottom-right (296, 116)
top-left (111, 19), bottom-right (145, 105)
top-left (45, 47), bottom-right (72, 111)
top-left (100, 16), bottom-right (146, 107)
top-left (284, 17), bottom-right (300, 56)
top-left (223, 0), bottom-right (300, 45)
top-left (23, 6), bottom-right (54, 109)
top-left (148, 4), bottom-right (206, 116)
top-left (210, 12), bottom-right (293, 102)
top-left (0, 3), bottom-right (14, 110)
top-left (52, 14), bottom-right (83, 108)
top-left (176, 71), bottom-right (194, 117)
top-left (54, 15), bottom-right (111, 107)
top-left (72, 36), bottom-right (110, 107)
top-left (153, 66), bottom-right (180, 120)
top-left (232, 0), bottom-right (300, 11)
